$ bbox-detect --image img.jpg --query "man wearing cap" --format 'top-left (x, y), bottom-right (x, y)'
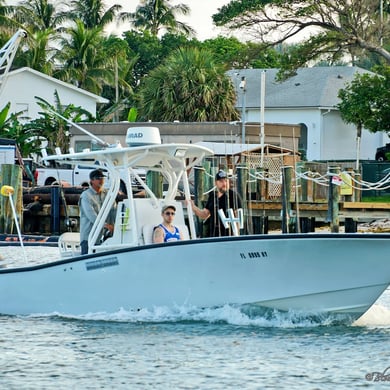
top-left (191, 169), bottom-right (242, 237)
top-left (79, 168), bottom-right (116, 254)
top-left (153, 205), bottom-right (184, 243)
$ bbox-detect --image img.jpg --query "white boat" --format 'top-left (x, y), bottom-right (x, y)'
top-left (0, 126), bottom-right (390, 320)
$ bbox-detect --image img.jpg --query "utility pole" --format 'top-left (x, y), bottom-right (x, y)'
top-left (239, 76), bottom-right (246, 144)
top-left (260, 71), bottom-right (266, 167)
top-left (380, 0), bottom-right (384, 46)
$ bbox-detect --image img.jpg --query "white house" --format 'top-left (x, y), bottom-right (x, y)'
top-left (0, 67), bottom-right (108, 119)
top-left (228, 67), bottom-right (386, 161)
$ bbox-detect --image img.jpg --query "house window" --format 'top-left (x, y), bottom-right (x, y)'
top-left (298, 123), bottom-right (308, 156)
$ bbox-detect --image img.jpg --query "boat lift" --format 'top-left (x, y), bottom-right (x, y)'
top-left (0, 29), bottom-right (27, 98)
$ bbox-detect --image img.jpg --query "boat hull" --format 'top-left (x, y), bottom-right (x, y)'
top-left (0, 233), bottom-right (389, 319)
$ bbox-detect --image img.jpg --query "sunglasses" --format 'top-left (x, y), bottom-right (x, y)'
top-left (164, 212), bottom-right (175, 216)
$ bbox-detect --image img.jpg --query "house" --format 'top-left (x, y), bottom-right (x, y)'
top-left (0, 67), bottom-right (108, 120)
top-left (228, 67), bottom-right (387, 161)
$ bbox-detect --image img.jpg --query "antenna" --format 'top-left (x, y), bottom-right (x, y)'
top-left (46, 108), bottom-right (110, 148)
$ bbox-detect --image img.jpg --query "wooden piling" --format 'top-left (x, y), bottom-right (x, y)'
top-left (146, 171), bottom-right (163, 198)
top-left (328, 166), bottom-right (340, 233)
top-left (0, 164), bottom-right (23, 234)
top-left (281, 166), bottom-right (293, 233)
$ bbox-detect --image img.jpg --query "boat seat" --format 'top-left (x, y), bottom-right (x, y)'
top-left (142, 224), bottom-right (190, 245)
top-left (58, 232), bottom-right (81, 258)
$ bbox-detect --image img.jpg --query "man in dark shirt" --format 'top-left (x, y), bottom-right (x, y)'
top-left (191, 169), bottom-right (242, 237)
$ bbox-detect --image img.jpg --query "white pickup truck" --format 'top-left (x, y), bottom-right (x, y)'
top-left (35, 164), bottom-right (146, 192)
top-left (35, 164), bottom-right (97, 187)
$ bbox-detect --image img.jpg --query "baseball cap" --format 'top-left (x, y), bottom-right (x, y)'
top-left (161, 204), bottom-right (176, 213)
top-left (89, 169), bottom-right (107, 180)
top-left (215, 170), bottom-right (227, 180)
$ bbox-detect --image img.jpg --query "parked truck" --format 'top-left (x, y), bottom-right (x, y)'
top-left (35, 164), bottom-right (146, 192)
top-left (375, 143), bottom-right (390, 161)
top-left (35, 164), bottom-right (95, 187)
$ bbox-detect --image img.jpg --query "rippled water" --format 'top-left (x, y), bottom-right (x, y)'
top-left (1, 245), bottom-right (390, 389)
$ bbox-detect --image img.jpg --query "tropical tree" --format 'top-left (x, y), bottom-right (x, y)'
top-left (13, 0), bottom-right (67, 31)
top-left (13, 28), bottom-right (56, 73)
top-left (338, 67), bottom-right (390, 135)
top-left (337, 66), bottom-right (390, 168)
top-left (201, 36), bottom-right (282, 69)
top-left (138, 47), bottom-right (239, 121)
top-left (54, 21), bottom-right (114, 94)
top-left (26, 91), bottom-right (95, 153)
top-left (0, 0), bottom-right (18, 38)
top-left (213, 0), bottom-right (390, 78)
top-left (123, 30), bottom-right (197, 88)
top-left (99, 35), bottom-right (137, 121)
top-left (10, 0), bottom-right (67, 73)
top-left (68, 0), bottom-right (122, 28)
top-left (121, 0), bottom-right (195, 37)
top-left (0, 103), bottom-right (41, 156)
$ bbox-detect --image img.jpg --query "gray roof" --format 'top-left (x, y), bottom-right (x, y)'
top-left (227, 66), bottom-right (372, 109)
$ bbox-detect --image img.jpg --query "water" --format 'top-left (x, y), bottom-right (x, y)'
top-left (1, 247), bottom-right (390, 389)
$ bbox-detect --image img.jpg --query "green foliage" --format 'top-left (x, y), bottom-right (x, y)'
top-left (25, 91), bottom-right (95, 153)
top-left (68, 0), bottom-right (122, 28)
top-left (201, 36), bottom-right (282, 69)
top-left (212, 0), bottom-right (390, 77)
top-left (337, 67), bottom-right (390, 135)
top-left (212, 0), bottom-right (266, 26)
top-left (122, 0), bottom-right (195, 37)
top-left (0, 103), bottom-right (41, 157)
top-left (54, 21), bottom-right (114, 94)
top-left (123, 31), bottom-right (197, 87)
top-left (138, 47), bottom-right (239, 122)
top-left (127, 107), bottom-right (138, 122)
top-left (13, 28), bottom-right (56, 74)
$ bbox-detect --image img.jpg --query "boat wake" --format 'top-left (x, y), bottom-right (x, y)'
top-left (353, 303), bottom-right (390, 327)
top-left (23, 303), bottom-right (379, 328)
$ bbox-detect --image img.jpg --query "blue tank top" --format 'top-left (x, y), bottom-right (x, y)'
top-left (159, 224), bottom-right (181, 242)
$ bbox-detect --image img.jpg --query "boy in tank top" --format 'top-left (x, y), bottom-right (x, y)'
top-left (153, 205), bottom-right (184, 243)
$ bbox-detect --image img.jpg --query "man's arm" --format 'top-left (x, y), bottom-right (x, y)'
top-left (153, 226), bottom-right (165, 243)
top-left (191, 200), bottom-right (210, 220)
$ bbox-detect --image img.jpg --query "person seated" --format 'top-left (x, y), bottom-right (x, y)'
top-left (153, 205), bottom-right (184, 243)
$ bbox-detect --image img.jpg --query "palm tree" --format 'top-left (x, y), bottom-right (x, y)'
top-left (13, 28), bottom-right (56, 73)
top-left (14, 0), bottom-right (67, 31)
top-left (0, 0), bottom-right (20, 42)
top-left (10, 0), bottom-right (67, 73)
top-left (54, 21), bottom-right (114, 94)
top-left (68, 0), bottom-right (122, 29)
top-left (138, 47), bottom-right (239, 121)
top-left (121, 0), bottom-right (195, 37)
top-left (26, 90), bottom-right (94, 153)
top-left (98, 35), bottom-right (138, 121)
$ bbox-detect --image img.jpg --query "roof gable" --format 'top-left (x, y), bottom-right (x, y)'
top-left (228, 66), bottom-right (373, 109)
top-left (7, 67), bottom-right (108, 103)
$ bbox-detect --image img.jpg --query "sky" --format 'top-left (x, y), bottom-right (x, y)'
top-left (110, 0), bottom-right (232, 41)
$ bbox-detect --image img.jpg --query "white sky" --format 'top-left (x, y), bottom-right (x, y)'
top-left (6, 0), bottom-right (234, 41)
top-left (109, 0), bottom-right (232, 41)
